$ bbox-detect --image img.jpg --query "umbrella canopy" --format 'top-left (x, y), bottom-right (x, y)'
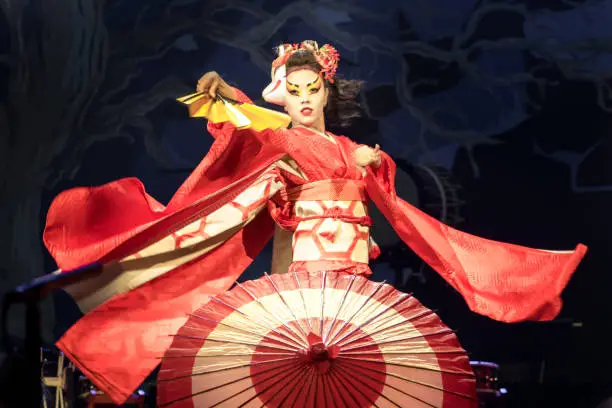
top-left (176, 92), bottom-right (291, 131)
top-left (157, 271), bottom-right (477, 408)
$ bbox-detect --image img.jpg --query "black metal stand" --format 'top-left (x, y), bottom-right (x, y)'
top-left (25, 296), bottom-right (43, 407)
top-left (2, 289), bottom-right (43, 407)
top-left (1, 263), bottom-right (103, 408)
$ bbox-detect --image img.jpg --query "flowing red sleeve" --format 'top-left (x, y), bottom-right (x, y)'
top-left (44, 86), bottom-right (287, 270)
top-left (42, 88), bottom-right (290, 403)
top-left (44, 132), bottom-right (285, 270)
top-left (364, 151), bottom-right (587, 323)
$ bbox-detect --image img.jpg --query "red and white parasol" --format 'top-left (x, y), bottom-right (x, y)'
top-left (157, 271), bottom-right (477, 407)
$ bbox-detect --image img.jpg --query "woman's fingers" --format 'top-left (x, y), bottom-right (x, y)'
top-left (197, 77), bottom-right (212, 93)
top-left (371, 145), bottom-right (382, 166)
top-left (208, 80), bottom-right (219, 99)
top-left (196, 78), bottom-right (205, 93)
top-left (372, 145), bottom-right (380, 159)
top-left (196, 71), bottom-right (219, 94)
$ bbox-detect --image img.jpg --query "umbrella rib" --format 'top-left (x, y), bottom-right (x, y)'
top-left (334, 363), bottom-right (441, 408)
top-left (320, 270), bottom-right (327, 338)
top-left (320, 370), bottom-right (334, 408)
top-left (293, 271), bottom-right (313, 333)
top-left (330, 364), bottom-right (390, 408)
top-left (158, 356), bottom-right (300, 382)
top-left (340, 327), bottom-right (456, 353)
top-left (323, 273), bottom-right (357, 344)
top-left (157, 359), bottom-right (301, 407)
top-left (393, 303), bottom-right (439, 322)
top-left (160, 351), bottom-right (295, 359)
top-left (337, 358), bottom-right (477, 400)
top-left (339, 317), bottom-right (451, 351)
top-left (291, 365), bottom-right (317, 408)
top-left (329, 369), bottom-right (351, 408)
top-left (334, 292), bottom-right (412, 347)
top-left (186, 312), bottom-right (303, 350)
top-left (337, 315), bottom-right (423, 350)
top-left (327, 364), bottom-right (369, 408)
top-left (332, 364), bottom-right (402, 408)
top-left (341, 303), bottom-right (436, 342)
top-left (240, 361), bottom-right (308, 408)
top-left (340, 349), bottom-right (468, 357)
top-left (261, 363), bottom-right (315, 408)
top-left (206, 360), bottom-right (307, 408)
top-left (234, 281), bottom-right (307, 346)
top-left (339, 356), bottom-right (477, 379)
top-left (264, 273), bottom-right (310, 340)
top-left (236, 362), bottom-right (309, 408)
top-left (325, 279), bottom-right (388, 345)
top-left (169, 333), bottom-right (296, 352)
top-left (323, 371), bottom-right (343, 407)
top-left (281, 365), bottom-right (316, 408)
top-left (211, 294), bottom-right (304, 348)
top-left (311, 368), bottom-right (321, 407)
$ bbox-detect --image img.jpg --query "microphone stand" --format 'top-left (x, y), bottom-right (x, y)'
top-left (1, 263), bottom-right (103, 408)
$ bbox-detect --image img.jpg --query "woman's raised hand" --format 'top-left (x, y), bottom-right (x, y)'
top-left (354, 144), bottom-right (382, 168)
top-left (196, 71), bottom-right (236, 100)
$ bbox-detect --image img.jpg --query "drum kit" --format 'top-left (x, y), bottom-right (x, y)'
top-left (40, 347), bottom-right (146, 408)
top-left (40, 346), bottom-right (502, 407)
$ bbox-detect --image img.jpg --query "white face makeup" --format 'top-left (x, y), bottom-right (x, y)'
top-left (284, 68), bottom-right (328, 130)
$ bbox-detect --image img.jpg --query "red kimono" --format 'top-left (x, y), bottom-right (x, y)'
top-left (43, 89), bottom-right (587, 403)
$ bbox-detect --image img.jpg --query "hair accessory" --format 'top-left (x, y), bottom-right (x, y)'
top-left (271, 40), bottom-right (340, 83)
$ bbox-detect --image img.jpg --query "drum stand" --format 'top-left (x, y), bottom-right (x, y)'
top-left (41, 348), bottom-right (72, 408)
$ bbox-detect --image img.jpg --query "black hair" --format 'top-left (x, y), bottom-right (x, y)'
top-left (284, 50), bottom-right (363, 128)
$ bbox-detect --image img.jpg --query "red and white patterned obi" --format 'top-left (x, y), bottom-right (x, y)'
top-left (269, 179), bottom-right (380, 276)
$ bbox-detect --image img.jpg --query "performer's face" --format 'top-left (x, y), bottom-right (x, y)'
top-left (285, 68), bottom-right (328, 129)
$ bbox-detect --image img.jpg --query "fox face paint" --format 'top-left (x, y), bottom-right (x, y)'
top-left (284, 68), bottom-right (327, 129)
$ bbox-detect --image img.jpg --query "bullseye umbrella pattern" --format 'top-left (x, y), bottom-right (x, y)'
top-left (157, 271), bottom-right (477, 408)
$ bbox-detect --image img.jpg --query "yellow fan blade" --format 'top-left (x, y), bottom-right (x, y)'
top-left (238, 103), bottom-right (291, 131)
top-left (206, 98), bottom-right (232, 124)
top-left (222, 99), bottom-right (252, 129)
top-left (176, 92), bottom-right (217, 118)
top-left (176, 92), bottom-right (205, 104)
top-left (176, 91), bottom-right (291, 130)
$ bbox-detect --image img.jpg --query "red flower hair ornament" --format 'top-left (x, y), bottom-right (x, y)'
top-left (272, 40), bottom-right (340, 83)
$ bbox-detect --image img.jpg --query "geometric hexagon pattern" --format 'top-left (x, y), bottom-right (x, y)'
top-left (292, 199), bottom-right (370, 263)
top-left (128, 172), bottom-right (282, 261)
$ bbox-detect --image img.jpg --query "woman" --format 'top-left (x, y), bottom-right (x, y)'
top-left (197, 43), bottom-right (385, 279)
top-left (192, 40), bottom-right (586, 314)
top-left (43, 41), bottom-right (587, 404)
